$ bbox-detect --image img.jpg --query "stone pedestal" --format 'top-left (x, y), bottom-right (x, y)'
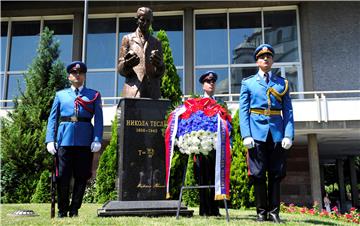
top-left (98, 98), bottom-right (193, 217)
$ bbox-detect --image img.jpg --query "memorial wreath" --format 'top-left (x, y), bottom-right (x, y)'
top-left (165, 97), bottom-right (232, 200)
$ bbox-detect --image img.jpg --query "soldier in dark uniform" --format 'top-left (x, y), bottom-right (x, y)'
top-left (239, 44), bottom-right (294, 223)
top-left (46, 61), bottom-right (103, 218)
top-left (117, 7), bottom-right (165, 99)
top-left (194, 71), bottom-right (220, 216)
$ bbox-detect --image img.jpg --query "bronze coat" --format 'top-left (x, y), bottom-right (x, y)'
top-left (118, 28), bottom-right (165, 99)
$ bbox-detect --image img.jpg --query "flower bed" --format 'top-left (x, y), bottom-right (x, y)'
top-left (281, 202), bottom-right (360, 224)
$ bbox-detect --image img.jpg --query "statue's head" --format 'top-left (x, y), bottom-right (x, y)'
top-left (136, 7), bottom-right (153, 33)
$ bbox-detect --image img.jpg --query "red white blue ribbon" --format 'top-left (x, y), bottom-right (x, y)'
top-left (165, 105), bottom-right (186, 198)
top-left (214, 114), bottom-right (231, 200)
top-left (165, 98), bottom-right (231, 199)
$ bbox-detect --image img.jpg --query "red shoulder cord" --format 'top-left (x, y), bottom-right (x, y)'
top-left (74, 92), bottom-right (100, 115)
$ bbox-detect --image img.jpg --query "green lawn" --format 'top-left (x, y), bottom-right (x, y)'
top-left (0, 203), bottom-right (354, 226)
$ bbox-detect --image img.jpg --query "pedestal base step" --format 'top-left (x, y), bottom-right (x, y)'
top-left (97, 200), bottom-right (194, 217)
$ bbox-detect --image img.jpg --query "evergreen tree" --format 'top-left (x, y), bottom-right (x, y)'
top-left (0, 27), bottom-right (68, 203)
top-left (155, 29), bottom-right (193, 202)
top-left (157, 30), bottom-right (183, 104)
top-left (94, 116), bottom-right (118, 203)
top-left (31, 170), bottom-right (51, 203)
top-left (230, 110), bottom-right (255, 208)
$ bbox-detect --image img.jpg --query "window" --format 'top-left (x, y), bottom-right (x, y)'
top-left (87, 18), bottom-right (116, 69)
top-left (264, 10), bottom-right (299, 62)
top-left (1, 21), bottom-right (8, 100)
top-left (44, 19), bottom-right (73, 66)
top-left (230, 12), bottom-right (261, 64)
top-left (195, 7), bottom-right (302, 101)
top-left (86, 18), bottom-right (117, 103)
top-left (10, 21), bottom-right (40, 71)
top-left (195, 13), bottom-right (227, 66)
top-left (1, 22), bottom-right (8, 72)
top-left (86, 71), bottom-right (115, 99)
top-left (7, 73), bottom-right (25, 100)
top-left (1, 17), bottom-right (74, 106)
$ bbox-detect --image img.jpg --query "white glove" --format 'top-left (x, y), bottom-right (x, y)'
top-left (91, 142), bottom-right (102, 153)
top-left (46, 142), bottom-right (57, 155)
top-left (282, 137), bottom-right (293, 150)
top-left (243, 137), bottom-right (255, 149)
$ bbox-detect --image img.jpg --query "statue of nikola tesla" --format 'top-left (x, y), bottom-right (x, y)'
top-left (117, 7), bottom-right (165, 99)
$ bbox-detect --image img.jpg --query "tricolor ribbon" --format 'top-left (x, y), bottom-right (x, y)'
top-left (214, 114), bottom-right (231, 200)
top-left (165, 105), bottom-right (186, 198)
top-left (165, 98), bottom-right (231, 200)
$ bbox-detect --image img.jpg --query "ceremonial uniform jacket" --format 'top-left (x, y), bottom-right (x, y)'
top-left (239, 73), bottom-right (294, 142)
top-left (118, 28), bottom-right (165, 99)
top-left (45, 87), bottom-right (103, 146)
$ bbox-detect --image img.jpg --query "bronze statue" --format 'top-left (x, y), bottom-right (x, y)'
top-left (118, 7), bottom-right (165, 99)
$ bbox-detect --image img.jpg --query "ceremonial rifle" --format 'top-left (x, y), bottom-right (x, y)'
top-left (50, 153), bottom-right (57, 218)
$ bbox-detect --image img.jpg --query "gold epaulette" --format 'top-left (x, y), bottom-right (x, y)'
top-left (266, 80), bottom-right (289, 107)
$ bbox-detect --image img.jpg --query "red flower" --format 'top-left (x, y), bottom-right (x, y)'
top-left (300, 207), bottom-right (307, 213)
top-left (181, 98), bottom-right (231, 121)
top-left (308, 209), bottom-right (316, 215)
top-left (331, 206), bottom-right (338, 212)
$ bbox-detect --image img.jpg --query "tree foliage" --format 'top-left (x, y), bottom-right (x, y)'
top-left (94, 116), bottom-right (118, 203)
top-left (157, 30), bottom-right (183, 104)
top-left (230, 110), bottom-right (255, 208)
top-left (31, 170), bottom-right (51, 203)
top-left (0, 27), bottom-right (68, 203)
top-left (182, 154), bottom-right (200, 206)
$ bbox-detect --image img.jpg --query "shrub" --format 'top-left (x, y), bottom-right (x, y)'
top-left (229, 110), bottom-right (254, 208)
top-left (31, 170), bottom-right (51, 203)
top-left (95, 117), bottom-right (118, 203)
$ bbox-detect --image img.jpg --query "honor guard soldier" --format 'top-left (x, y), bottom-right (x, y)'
top-left (199, 71), bottom-right (217, 99)
top-left (45, 61), bottom-right (103, 218)
top-left (194, 71), bottom-right (221, 216)
top-left (239, 44), bottom-right (294, 223)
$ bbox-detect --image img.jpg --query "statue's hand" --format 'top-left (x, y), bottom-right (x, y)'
top-left (150, 50), bottom-right (163, 68)
top-left (124, 50), bottom-right (140, 68)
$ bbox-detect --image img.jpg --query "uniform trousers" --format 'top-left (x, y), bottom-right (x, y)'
top-left (194, 153), bottom-right (220, 216)
top-left (247, 132), bottom-right (287, 216)
top-left (57, 146), bottom-right (93, 215)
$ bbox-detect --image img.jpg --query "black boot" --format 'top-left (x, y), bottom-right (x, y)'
top-left (268, 179), bottom-right (281, 224)
top-left (254, 179), bottom-right (268, 221)
top-left (69, 179), bottom-right (87, 217)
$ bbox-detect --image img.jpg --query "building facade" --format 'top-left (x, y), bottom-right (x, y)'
top-left (1, 1), bottom-right (359, 210)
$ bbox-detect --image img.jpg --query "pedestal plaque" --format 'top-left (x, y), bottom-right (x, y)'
top-left (98, 98), bottom-right (193, 217)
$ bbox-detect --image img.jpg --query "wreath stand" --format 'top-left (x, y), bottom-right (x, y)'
top-left (175, 162), bottom-right (230, 222)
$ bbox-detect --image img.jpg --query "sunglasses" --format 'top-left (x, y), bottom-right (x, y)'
top-left (204, 79), bottom-right (216, 84)
top-left (70, 70), bottom-right (85, 74)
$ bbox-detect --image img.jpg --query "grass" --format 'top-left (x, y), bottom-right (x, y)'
top-left (0, 203), bottom-right (355, 226)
